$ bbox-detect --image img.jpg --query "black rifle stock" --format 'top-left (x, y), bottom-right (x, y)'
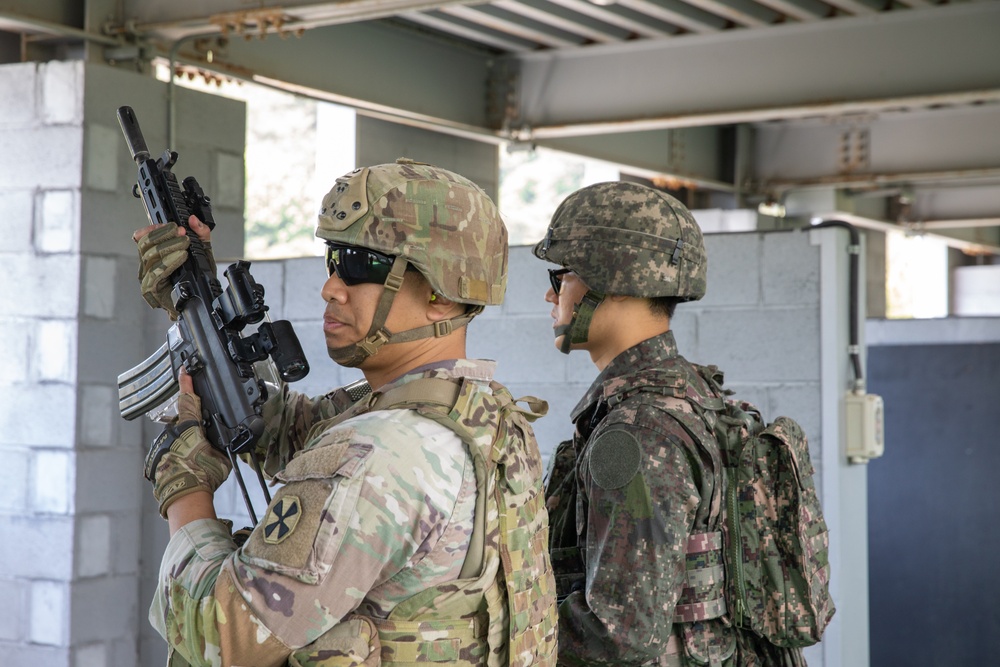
top-left (116, 105), bottom-right (309, 524)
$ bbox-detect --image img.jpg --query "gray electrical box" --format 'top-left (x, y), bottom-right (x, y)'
top-left (845, 392), bottom-right (885, 464)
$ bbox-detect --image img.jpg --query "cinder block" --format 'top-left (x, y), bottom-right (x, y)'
top-left (0, 578), bottom-right (26, 640)
top-left (1, 255), bottom-right (80, 318)
top-left (670, 310), bottom-right (700, 363)
top-left (77, 315), bottom-right (149, 388)
top-left (109, 511), bottom-right (141, 576)
top-left (69, 576), bottom-right (138, 643)
top-left (33, 450), bottom-right (74, 514)
top-left (468, 316), bottom-right (562, 384)
top-left (0, 383), bottom-right (76, 447)
top-left (0, 516), bottom-right (74, 579)
top-left (77, 515), bottom-right (112, 578)
top-left (283, 257), bottom-right (326, 320)
top-left (36, 320), bottom-right (77, 383)
top-left (1, 125), bottom-right (82, 189)
top-left (79, 191), bottom-right (144, 257)
top-left (700, 232), bottom-right (761, 308)
top-left (565, 350), bottom-right (598, 386)
top-left (767, 382), bottom-right (822, 449)
top-left (37, 190), bottom-right (79, 253)
top-left (502, 247), bottom-right (552, 316)
top-left (214, 151), bottom-right (244, 210)
top-left (0, 189), bottom-right (33, 252)
top-left (74, 642), bottom-right (107, 667)
top-left (698, 307), bottom-right (821, 383)
top-left (41, 60), bottom-right (83, 125)
top-left (29, 580), bottom-right (67, 646)
top-left (174, 86), bottom-right (246, 157)
top-left (108, 634), bottom-right (137, 667)
top-left (83, 256), bottom-right (117, 319)
top-left (0, 449), bottom-right (29, 512)
top-left (84, 124), bottom-right (120, 193)
top-left (74, 449), bottom-right (141, 514)
top-left (4, 644), bottom-right (69, 666)
top-left (762, 230), bottom-right (821, 306)
top-left (0, 318), bottom-right (31, 383)
top-left (80, 385), bottom-right (115, 447)
top-left (0, 62), bottom-right (38, 128)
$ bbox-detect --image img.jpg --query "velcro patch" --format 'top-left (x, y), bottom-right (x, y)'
top-left (263, 495), bottom-right (302, 545)
top-left (588, 429), bottom-right (642, 490)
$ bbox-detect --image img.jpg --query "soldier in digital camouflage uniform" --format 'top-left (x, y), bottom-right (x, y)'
top-left (535, 181), bottom-right (805, 666)
top-left (133, 159), bottom-right (558, 667)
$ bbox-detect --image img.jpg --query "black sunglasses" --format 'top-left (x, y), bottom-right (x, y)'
top-left (325, 243), bottom-right (395, 286)
top-left (548, 268), bottom-right (572, 294)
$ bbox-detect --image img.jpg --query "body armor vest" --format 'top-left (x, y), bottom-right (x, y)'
top-left (291, 372), bottom-right (558, 667)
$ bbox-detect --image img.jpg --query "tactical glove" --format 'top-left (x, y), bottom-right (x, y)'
top-left (136, 221), bottom-right (217, 320)
top-left (144, 391), bottom-right (231, 517)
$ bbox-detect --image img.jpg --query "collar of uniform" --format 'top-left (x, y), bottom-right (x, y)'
top-left (570, 330), bottom-right (680, 423)
top-left (380, 358), bottom-right (498, 394)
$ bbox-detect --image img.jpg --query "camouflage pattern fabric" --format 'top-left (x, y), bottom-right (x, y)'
top-left (705, 400), bottom-right (834, 648)
top-left (546, 331), bottom-right (810, 666)
top-left (150, 359), bottom-right (556, 667)
top-left (316, 159), bottom-right (507, 306)
top-left (532, 182), bottom-right (707, 301)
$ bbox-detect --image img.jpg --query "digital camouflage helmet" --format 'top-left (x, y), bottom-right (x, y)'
top-left (533, 181), bottom-right (707, 353)
top-left (316, 159), bottom-right (508, 366)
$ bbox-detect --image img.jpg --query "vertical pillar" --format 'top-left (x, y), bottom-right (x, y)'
top-left (813, 226), bottom-right (871, 667)
top-left (0, 59), bottom-right (246, 667)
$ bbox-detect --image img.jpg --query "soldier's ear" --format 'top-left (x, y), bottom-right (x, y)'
top-left (427, 294), bottom-right (463, 320)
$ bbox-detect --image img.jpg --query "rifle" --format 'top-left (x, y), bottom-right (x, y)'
top-left (116, 105), bottom-right (309, 525)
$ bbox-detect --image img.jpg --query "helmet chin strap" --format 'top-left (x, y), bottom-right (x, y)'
top-left (327, 256), bottom-right (483, 368)
top-left (554, 290), bottom-right (605, 354)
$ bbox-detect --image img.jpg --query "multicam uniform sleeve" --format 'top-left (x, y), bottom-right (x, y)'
top-left (252, 382), bottom-right (349, 478)
top-left (150, 409), bottom-right (473, 667)
top-left (557, 419), bottom-right (701, 665)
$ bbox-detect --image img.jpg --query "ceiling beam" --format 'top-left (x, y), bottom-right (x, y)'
top-left (511, 3), bottom-right (1000, 130)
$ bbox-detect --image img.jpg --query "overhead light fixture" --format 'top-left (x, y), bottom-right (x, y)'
top-left (758, 201), bottom-right (786, 217)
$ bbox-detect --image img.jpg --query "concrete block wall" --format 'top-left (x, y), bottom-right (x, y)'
top-left (0, 60), bottom-right (85, 667)
top-left (0, 60), bottom-right (247, 667)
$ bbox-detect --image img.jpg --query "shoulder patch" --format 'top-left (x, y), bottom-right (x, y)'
top-left (263, 495), bottom-right (302, 545)
top-left (589, 429), bottom-right (643, 490)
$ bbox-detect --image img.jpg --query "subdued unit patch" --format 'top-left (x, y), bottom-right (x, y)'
top-left (263, 495), bottom-right (302, 545)
top-left (589, 429), bottom-right (642, 490)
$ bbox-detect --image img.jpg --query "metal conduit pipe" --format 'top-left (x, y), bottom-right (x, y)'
top-left (811, 212), bottom-right (1000, 256)
top-left (809, 219), bottom-right (864, 391)
top-left (0, 11), bottom-right (121, 46)
top-left (910, 218), bottom-right (1000, 231)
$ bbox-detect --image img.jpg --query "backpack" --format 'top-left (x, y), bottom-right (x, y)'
top-left (692, 367), bottom-right (836, 649)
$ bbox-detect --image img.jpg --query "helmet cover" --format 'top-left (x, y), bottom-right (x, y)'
top-left (317, 159), bottom-right (507, 305)
top-left (533, 181), bottom-right (707, 301)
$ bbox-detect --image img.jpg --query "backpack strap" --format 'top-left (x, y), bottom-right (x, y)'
top-left (371, 377), bottom-right (462, 412)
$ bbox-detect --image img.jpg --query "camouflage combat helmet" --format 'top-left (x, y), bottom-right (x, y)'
top-left (316, 159), bottom-right (508, 366)
top-left (533, 181), bottom-right (707, 301)
top-left (533, 182), bottom-right (707, 354)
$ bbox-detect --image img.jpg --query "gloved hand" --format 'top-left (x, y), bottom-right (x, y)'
top-left (134, 217), bottom-right (216, 320)
top-left (144, 387), bottom-right (231, 518)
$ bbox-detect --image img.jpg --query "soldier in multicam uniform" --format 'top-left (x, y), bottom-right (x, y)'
top-left (133, 159), bottom-right (558, 667)
top-left (535, 181), bottom-right (805, 666)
